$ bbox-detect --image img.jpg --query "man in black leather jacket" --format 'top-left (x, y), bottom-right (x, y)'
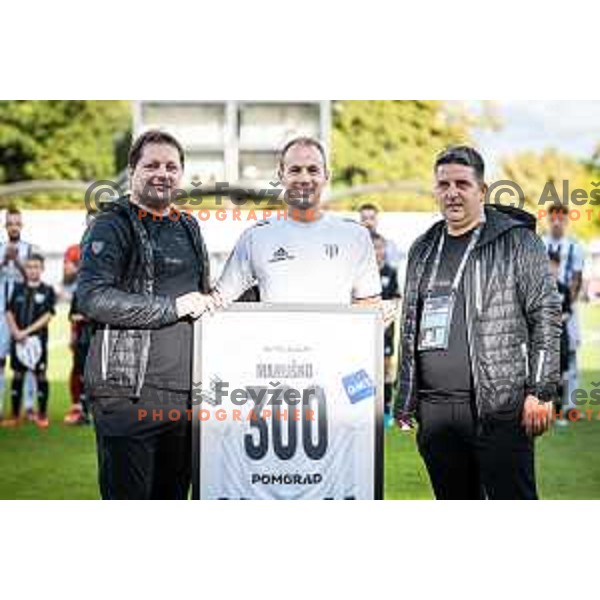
top-left (395, 146), bottom-right (561, 500)
top-left (78, 130), bottom-right (211, 499)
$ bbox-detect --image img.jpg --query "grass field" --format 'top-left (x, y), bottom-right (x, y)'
top-left (1, 304), bottom-right (599, 499)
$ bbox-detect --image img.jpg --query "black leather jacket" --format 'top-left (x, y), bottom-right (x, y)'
top-left (395, 205), bottom-right (561, 422)
top-left (78, 198), bottom-right (210, 398)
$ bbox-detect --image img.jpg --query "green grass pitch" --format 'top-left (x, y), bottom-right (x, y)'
top-left (1, 304), bottom-right (599, 499)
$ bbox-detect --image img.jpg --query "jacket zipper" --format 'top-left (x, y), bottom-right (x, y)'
top-left (101, 325), bottom-right (110, 381)
top-left (404, 330), bottom-right (415, 413)
top-left (135, 331), bottom-right (151, 397)
top-left (475, 258), bottom-right (482, 314)
top-left (405, 238), bottom-right (440, 414)
top-left (129, 207), bottom-right (154, 398)
top-left (535, 349), bottom-right (545, 384)
top-left (521, 342), bottom-right (529, 379)
top-left (466, 268), bottom-right (481, 420)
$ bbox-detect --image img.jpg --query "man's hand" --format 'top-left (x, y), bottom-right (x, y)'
top-left (176, 292), bottom-right (217, 319)
top-left (209, 289), bottom-right (229, 311)
top-left (13, 329), bottom-right (27, 343)
top-left (382, 299), bottom-right (401, 329)
top-left (521, 394), bottom-right (553, 437)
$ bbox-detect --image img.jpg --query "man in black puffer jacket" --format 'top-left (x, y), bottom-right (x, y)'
top-left (395, 146), bottom-right (561, 500)
top-left (78, 130), bottom-right (212, 500)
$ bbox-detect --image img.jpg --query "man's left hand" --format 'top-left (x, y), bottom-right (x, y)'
top-left (14, 330), bottom-right (27, 343)
top-left (381, 299), bottom-right (401, 328)
top-left (521, 394), bottom-right (553, 437)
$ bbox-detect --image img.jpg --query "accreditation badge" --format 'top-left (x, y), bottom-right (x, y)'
top-left (418, 294), bottom-right (454, 351)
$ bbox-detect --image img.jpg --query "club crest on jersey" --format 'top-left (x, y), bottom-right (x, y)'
top-left (91, 241), bottom-right (105, 256)
top-left (324, 244), bottom-right (339, 259)
top-left (268, 247), bottom-right (295, 263)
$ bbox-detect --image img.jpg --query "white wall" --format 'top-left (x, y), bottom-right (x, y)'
top-left (11, 209), bottom-right (442, 291)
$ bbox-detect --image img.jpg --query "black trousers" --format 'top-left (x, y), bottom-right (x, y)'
top-left (11, 367), bottom-right (49, 418)
top-left (91, 386), bottom-right (191, 500)
top-left (416, 400), bottom-right (538, 500)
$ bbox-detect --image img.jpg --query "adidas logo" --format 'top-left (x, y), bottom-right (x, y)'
top-left (268, 247), bottom-right (295, 262)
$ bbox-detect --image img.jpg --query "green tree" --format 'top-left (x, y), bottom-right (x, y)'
top-left (332, 100), bottom-right (485, 185)
top-left (500, 148), bottom-right (600, 240)
top-left (330, 100), bottom-right (494, 211)
top-left (0, 100), bottom-right (130, 184)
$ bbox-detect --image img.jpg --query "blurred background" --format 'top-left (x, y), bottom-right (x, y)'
top-left (1, 100), bottom-right (599, 297)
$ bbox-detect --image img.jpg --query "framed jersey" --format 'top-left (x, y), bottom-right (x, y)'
top-left (192, 305), bottom-right (384, 500)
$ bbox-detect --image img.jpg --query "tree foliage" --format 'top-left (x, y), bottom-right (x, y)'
top-left (331, 100), bottom-right (477, 187)
top-left (501, 148), bottom-right (600, 239)
top-left (0, 100), bottom-right (130, 184)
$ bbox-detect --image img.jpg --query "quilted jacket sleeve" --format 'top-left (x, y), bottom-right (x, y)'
top-left (77, 212), bottom-right (178, 329)
top-left (515, 228), bottom-right (562, 401)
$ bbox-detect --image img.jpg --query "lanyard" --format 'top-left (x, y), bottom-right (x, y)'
top-left (426, 225), bottom-right (482, 297)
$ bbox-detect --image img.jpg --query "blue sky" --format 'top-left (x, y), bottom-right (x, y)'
top-left (471, 100), bottom-right (600, 177)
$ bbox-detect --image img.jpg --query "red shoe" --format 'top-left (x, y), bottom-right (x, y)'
top-left (64, 405), bottom-right (82, 425)
top-left (1, 418), bottom-right (20, 428)
top-left (35, 416), bottom-right (50, 429)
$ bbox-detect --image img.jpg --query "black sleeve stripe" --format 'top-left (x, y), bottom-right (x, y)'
top-left (353, 294), bottom-right (381, 301)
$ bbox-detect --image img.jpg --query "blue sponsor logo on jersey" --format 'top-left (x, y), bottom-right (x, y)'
top-left (342, 370), bottom-right (375, 404)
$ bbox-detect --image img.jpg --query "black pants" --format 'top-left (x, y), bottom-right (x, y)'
top-left (416, 400), bottom-right (537, 500)
top-left (11, 368), bottom-right (49, 418)
top-left (92, 386), bottom-right (191, 500)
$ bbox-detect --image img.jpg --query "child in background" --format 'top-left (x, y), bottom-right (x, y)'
top-left (65, 291), bottom-right (94, 424)
top-left (372, 232), bottom-right (402, 428)
top-left (2, 253), bottom-right (55, 428)
top-left (548, 250), bottom-right (572, 426)
top-left (64, 207), bottom-right (97, 425)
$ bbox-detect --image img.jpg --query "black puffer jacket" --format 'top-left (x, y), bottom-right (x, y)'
top-left (78, 197), bottom-right (210, 398)
top-left (395, 205), bottom-right (561, 422)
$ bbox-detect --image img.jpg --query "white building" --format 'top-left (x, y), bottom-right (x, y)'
top-left (133, 101), bottom-right (331, 188)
